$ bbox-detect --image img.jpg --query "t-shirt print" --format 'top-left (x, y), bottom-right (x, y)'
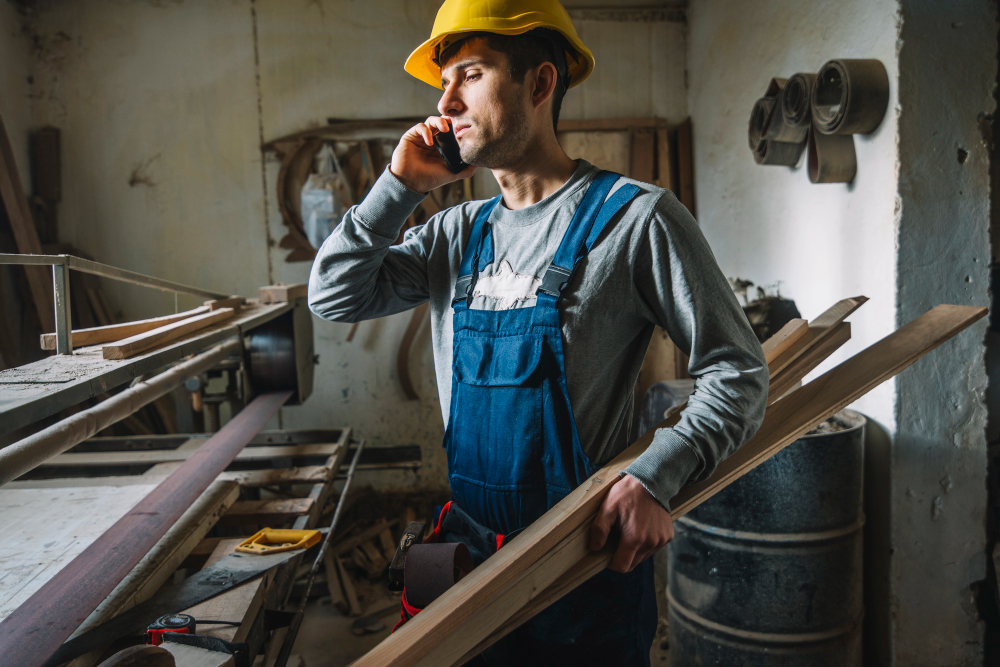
top-left (472, 260), bottom-right (541, 310)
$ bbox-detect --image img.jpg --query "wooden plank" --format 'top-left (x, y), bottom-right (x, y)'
top-left (675, 118), bottom-right (696, 217)
top-left (0, 110), bottom-right (54, 330)
top-left (6, 465), bottom-right (334, 489)
top-left (203, 296), bottom-right (244, 311)
top-left (160, 642), bottom-right (235, 667)
top-left (40, 307), bottom-right (210, 350)
top-left (46, 442), bottom-right (341, 467)
top-left (334, 555), bottom-right (363, 617)
top-left (769, 322), bottom-right (851, 399)
top-left (655, 128), bottom-right (676, 192)
top-left (557, 117), bottom-right (668, 132)
top-left (760, 317), bottom-right (809, 358)
top-left (330, 519), bottom-right (397, 558)
top-left (102, 308), bottom-right (236, 360)
top-left (216, 498), bottom-right (314, 526)
top-left (628, 128), bottom-right (656, 183)
top-left (355, 303), bottom-right (986, 667)
top-left (440, 305), bottom-right (989, 666)
top-left (66, 482), bottom-right (239, 667)
top-left (767, 297), bottom-right (867, 378)
top-left (258, 283), bottom-right (307, 304)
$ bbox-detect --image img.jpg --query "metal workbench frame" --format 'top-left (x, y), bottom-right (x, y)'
top-left (0, 253), bottom-right (229, 355)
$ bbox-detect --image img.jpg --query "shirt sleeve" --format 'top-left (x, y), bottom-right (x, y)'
top-left (308, 168), bottom-right (435, 323)
top-left (623, 191), bottom-right (769, 511)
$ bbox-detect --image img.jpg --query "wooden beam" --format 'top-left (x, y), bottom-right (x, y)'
top-left (4, 465), bottom-right (334, 490)
top-left (40, 306), bottom-right (210, 350)
top-left (258, 283), bottom-right (307, 304)
top-left (216, 498), bottom-right (314, 526)
top-left (204, 296), bottom-right (244, 311)
top-left (0, 110), bottom-right (55, 331)
top-left (557, 117), bottom-right (668, 133)
top-left (45, 442), bottom-right (342, 468)
top-left (102, 308), bottom-right (235, 360)
top-left (352, 303), bottom-right (986, 667)
top-left (675, 118), bottom-right (696, 217)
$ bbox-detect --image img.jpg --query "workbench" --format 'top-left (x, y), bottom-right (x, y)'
top-left (0, 301), bottom-right (292, 436)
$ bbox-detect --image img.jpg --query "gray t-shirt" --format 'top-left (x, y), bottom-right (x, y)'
top-left (308, 160), bottom-right (768, 509)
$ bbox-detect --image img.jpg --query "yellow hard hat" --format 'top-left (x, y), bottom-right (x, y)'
top-left (405, 0), bottom-right (595, 90)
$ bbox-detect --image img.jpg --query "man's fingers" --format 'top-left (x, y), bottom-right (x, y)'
top-left (589, 503), bottom-right (614, 551)
top-left (610, 540), bottom-right (639, 574)
top-left (425, 115), bottom-right (451, 133)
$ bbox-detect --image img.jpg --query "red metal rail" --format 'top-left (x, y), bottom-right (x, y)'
top-left (0, 390), bottom-right (292, 667)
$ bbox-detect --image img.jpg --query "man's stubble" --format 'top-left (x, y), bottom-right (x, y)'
top-left (459, 84), bottom-right (532, 170)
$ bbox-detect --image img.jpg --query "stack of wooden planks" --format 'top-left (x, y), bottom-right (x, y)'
top-left (37, 296), bottom-right (251, 360)
top-left (349, 298), bottom-right (987, 667)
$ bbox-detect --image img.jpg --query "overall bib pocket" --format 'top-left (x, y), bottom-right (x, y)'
top-left (448, 333), bottom-right (546, 500)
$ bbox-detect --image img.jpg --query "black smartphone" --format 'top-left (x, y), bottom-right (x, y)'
top-left (433, 124), bottom-right (468, 174)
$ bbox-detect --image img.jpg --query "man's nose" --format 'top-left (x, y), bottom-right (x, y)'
top-left (438, 82), bottom-right (465, 117)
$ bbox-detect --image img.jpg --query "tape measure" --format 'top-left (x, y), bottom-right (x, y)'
top-left (145, 614), bottom-right (196, 645)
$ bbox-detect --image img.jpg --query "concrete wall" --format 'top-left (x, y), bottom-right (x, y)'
top-left (687, 0), bottom-right (995, 664)
top-left (893, 2), bottom-right (994, 664)
top-left (20, 0), bottom-right (688, 490)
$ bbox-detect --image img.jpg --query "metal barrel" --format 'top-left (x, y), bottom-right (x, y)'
top-left (668, 410), bottom-right (866, 666)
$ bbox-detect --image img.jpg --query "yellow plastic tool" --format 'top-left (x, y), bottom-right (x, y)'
top-left (236, 528), bottom-right (321, 555)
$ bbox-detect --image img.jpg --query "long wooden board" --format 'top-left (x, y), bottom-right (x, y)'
top-left (352, 303), bottom-right (986, 667)
top-left (102, 308), bottom-right (235, 360)
top-left (216, 498), bottom-right (314, 526)
top-left (0, 111), bottom-right (54, 331)
top-left (45, 442), bottom-right (342, 468)
top-left (40, 306), bottom-right (210, 351)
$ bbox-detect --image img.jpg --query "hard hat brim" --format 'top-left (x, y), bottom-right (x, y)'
top-left (405, 24), bottom-right (595, 91)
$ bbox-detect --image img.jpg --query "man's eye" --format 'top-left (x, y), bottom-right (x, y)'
top-left (466, 73), bottom-right (481, 82)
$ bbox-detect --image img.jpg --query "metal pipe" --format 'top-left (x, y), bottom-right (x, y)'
top-left (0, 339), bottom-right (241, 485)
top-left (0, 253), bottom-right (228, 300)
top-left (52, 262), bottom-right (72, 354)
top-left (67, 255), bottom-right (227, 300)
top-left (0, 390), bottom-right (292, 667)
top-left (273, 439), bottom-right (366, 667)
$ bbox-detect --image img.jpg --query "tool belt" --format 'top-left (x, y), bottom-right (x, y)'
top-left (390, 501), bottom-right (520, 632)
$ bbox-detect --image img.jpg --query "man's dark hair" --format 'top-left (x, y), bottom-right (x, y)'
top-left (438, 29), bottom-right (569, 133)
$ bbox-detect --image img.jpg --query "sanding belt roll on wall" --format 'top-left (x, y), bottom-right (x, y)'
top-left (748, 78), bottom-right (806, 167)
top-left (811, 59), bottom-right (890, 135)
top-left (808, 124), bottom-right (857, 184)
top-left (807, 59), bottom-right (887, 183)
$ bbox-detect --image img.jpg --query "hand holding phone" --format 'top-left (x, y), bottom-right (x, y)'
top-left (390, 116), bottom-right (475, 193)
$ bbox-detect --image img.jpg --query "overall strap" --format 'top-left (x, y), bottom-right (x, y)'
top-left (537, 172), bottom-right (641, 300)
top-left (453, 196), bottom-right (502, 306)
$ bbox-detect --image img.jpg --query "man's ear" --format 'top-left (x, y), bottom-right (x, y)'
top-left (530, 61), bottom-right (559, 111)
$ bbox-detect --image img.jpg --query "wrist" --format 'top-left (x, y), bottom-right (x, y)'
top-left (388, 164), bottom-right (428, 195)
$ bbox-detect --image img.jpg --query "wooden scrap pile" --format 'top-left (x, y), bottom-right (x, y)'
top-left (349, 298), bottom-right (986, 667)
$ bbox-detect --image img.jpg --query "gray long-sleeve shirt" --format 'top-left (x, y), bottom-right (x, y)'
top-left (308, 160), bottom-right (768, 510)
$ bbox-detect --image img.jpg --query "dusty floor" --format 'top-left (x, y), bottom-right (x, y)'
top-left (291, 589), bottom-right (671, 666)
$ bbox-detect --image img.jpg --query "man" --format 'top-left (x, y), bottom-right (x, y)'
top-left (308, 0), bottom-right (768, 663)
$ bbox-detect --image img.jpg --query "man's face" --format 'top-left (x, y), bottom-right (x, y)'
top-left (437, 38), bottom-right (532, 170)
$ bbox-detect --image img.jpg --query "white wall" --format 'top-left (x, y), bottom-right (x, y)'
top-left (687, 0), bottom-right (900, 428)
top-left (24, 0), bottom-right (688, 490)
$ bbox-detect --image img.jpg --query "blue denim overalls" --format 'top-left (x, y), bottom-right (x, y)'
top-left (442, 171), bottom-right (658, 665)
